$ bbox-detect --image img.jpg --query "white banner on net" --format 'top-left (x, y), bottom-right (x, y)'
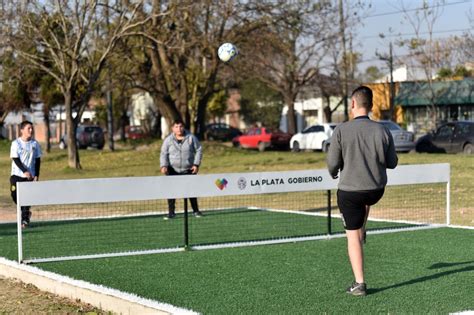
top-left (17, 163), bottom-right (450, 207)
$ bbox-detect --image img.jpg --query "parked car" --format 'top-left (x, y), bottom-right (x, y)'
top-left (232, 127), bottom-right (292, 151)
top-left (125, 125), bottom-right (148, 140)
top-left (290, 123), bottom-right (338, 152)
top-left (416, 121), bottom-right (474, 154)
top-left (378, 120), bottom-right (415, 153)
top-left (322, 120), bottom-right (415, 153)
top-left (205, 123), bottom-right (242, 141)
top-left (59, 125), bottom-right (105, 150)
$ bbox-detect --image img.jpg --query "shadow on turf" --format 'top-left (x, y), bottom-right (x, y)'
top-left (368, 262), bottom-right (474, 294)
top-left (428, 261), bottom-right (474, 269)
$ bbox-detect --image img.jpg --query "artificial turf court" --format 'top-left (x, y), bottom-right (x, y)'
top-left (2, 163), bottom-right (466, 312)
top-left (9, 227), bottom-right (472, 314)
top-left (0, 205), bottom-right (415, 262)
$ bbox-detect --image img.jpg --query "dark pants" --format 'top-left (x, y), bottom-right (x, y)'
top-left (10, 175), bottom-right (32, 224)
top-left (166, 167), bottom-right (199, 214)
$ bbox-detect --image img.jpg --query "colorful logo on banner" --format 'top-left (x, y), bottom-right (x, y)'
top-left (215, 178), bottom-right (228, 190)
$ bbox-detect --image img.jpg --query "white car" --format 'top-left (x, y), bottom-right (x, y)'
top-left (290, 123), bottom-right (338, 152)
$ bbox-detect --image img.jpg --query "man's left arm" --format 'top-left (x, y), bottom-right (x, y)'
top-left (385, 132), bottom-right (398, 169)
top-left (34, 142), bottom-right (42, 181)
top-left (34, 158), bottom-right (40, 181)
top-left (192, 136), bottom-right (202, 174)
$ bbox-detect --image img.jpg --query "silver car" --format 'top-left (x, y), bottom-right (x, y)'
top-left (379, 120), bottom-right (415, 152)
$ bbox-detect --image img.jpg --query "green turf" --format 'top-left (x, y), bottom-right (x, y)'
top-left (34, 227), bottom-right (474, 314)
top-left (0, 208), bottom-right (414, 261)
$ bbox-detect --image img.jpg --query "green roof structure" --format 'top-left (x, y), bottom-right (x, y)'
top-left (395, 78), bottom-right (474, 106)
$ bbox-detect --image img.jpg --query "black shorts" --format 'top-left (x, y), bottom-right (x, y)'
top-left (337, 189), bottom-right (385, 230)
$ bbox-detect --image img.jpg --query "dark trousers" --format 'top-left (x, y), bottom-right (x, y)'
top-left (10, 175), bottom-right (32, 223)
top-left (166, 167), bottom-right (199, 214)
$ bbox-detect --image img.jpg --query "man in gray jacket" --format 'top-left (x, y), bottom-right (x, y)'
top-left (160, 119), bottom-right (203, 219)
top-left (327, 86), bottom-right (398, 296)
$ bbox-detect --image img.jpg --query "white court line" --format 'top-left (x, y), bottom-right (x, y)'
top-left (448, 225), bottom-right (474, 230)
top-left (24, 247), bottom-right (185, 264)
top-left (258, 207), bottom-right (444, 227)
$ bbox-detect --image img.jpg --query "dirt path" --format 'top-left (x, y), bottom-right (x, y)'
top-left (0, 208), bottom-right (15, 221)
top-left (0, 275), bottom-right (109, 314)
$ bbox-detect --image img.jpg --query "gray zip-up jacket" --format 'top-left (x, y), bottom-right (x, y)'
top-left (160, 132), bottom-right (202, 173)
top-left (327, 117), bottom-right (398, 191)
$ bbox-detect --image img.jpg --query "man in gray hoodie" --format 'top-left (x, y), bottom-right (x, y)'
top-left (160, 119), bottom-right (203, 219)
top-left (327, 86), bottom-right (398, 296)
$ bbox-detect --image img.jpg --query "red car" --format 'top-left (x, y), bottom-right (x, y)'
top-left (232, 127), bottom-right (292, 151)
top-left (125, 126), bottom-right (148, 140)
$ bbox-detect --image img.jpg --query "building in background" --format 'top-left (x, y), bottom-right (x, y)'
top-left (395, 78), bottom-right (474, 135)
top-left (279, 96), bottom-right (346, 133)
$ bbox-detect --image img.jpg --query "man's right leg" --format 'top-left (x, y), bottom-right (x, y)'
top-left (165, 199), bottom-right (176, 219)
top-left (346, 229), bottom-right (364, 283)
top-left (346, 228), bottom-right (367, 296)
top-left (11, 176), bottom-right (32, 227)
top-left (21, 206), bottom-right (31, 226)
top-left (164, 168), bottom-right (178, 219)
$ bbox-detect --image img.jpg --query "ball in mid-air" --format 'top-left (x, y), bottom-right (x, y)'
top-left (218, 43), bottom-right (238, 63)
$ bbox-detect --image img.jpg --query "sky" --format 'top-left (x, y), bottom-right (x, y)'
top-left (354, 0), bottom-right (473, 75)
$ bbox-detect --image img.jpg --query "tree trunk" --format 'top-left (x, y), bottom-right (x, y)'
top-left (195, 92), bottom-right (214, 140)
top-left (284, 95), bottom-right (296, 134)
top-left (65, 93), bottom-right (81, 169)
top-left (44, 112), bottom-right (51, 153)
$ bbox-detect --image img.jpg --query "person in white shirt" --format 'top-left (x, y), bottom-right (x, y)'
top-left (10, 120), bottom-right (42, 228)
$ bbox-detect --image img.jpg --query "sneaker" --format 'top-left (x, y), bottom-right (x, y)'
top-left (21, 221), bottom-right (28, 229)
top-left (346, 282), bottom-right (367, 296)
top-left (163, 213), bottom-right (176, 220)
top-left (193, 211), bottom-right (203, 218)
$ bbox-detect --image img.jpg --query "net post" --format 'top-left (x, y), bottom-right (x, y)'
top-left (184, 199), bottom-right (189, 249)
top-left (327, 190), bottom-right (332, 235)
top-left (17, 185), bottom-right (23, 263)
top-left (446, 181), bottom-right (450, 226)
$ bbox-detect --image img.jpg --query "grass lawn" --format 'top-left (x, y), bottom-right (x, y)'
top-left (1, 139), bottom-right (472, 225)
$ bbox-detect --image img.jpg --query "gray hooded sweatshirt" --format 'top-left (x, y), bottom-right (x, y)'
top-left (160, 132), bottom-right (202, 173)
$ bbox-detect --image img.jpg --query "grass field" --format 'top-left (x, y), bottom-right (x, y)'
top-left (1, 139), bottom-right (473, 313)
top-left (1, 139), bottom-right (472, 225)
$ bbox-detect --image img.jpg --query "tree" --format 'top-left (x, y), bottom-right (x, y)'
top-left (239, 78), bottom-right (283, 129)
top-left (1, 2), bottom-right (31, 133)
top-left (39, 75), bottom-right (63, 152)
top-left (206, 90), bottom-right (227, 123)
top-left (364, 66), bottom-right (383, 83)
top-left (396, 0), bottom-right (448, 127)
top-left (8, 0), bottom-right (148, 168)
top-left (0, 51), bottom-right (32, 134)
top-left (121, 0), bottom-right (273, 138)
top-left (239, 1), bottom-right (339, 134)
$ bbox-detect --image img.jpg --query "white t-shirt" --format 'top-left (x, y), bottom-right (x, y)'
top-left (10, 138), bottom-right (42, 177)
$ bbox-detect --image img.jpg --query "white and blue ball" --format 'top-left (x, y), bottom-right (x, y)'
top-left (218, 43), bottom-right (238, 63)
